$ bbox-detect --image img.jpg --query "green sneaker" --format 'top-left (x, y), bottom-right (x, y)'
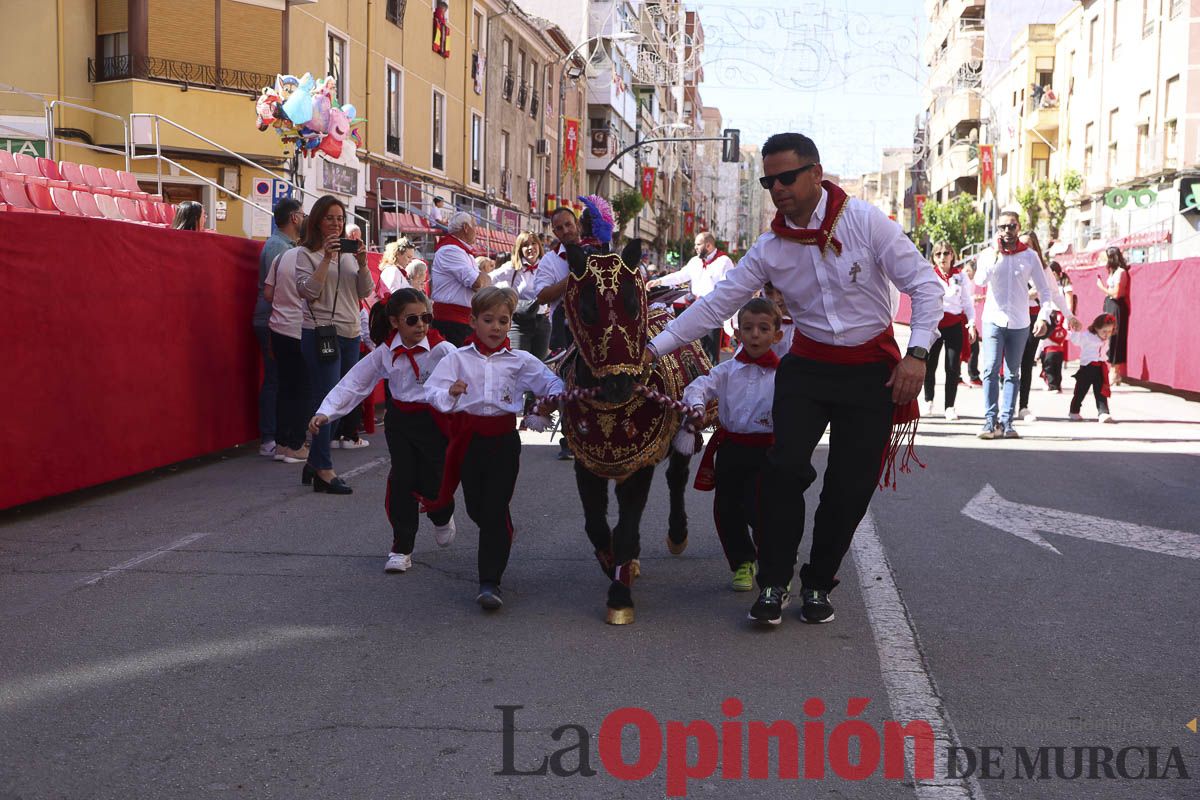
top-left (731, 561), bottom-right (757, 592)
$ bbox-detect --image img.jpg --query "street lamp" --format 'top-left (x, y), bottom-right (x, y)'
top-left (556, 29), bottom-right (641, 204)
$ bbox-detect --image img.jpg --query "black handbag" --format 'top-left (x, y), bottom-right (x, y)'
top-left (308, 256), bottom-right (342, 363)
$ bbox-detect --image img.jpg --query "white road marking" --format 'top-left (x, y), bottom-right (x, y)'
top-left (852, 513), bottom-right (984, 800)
top-left (0, 626), bottom-right (346, 713)
top-left (962, 483), bottom-right (1200, 559)
top-left (339, 456), bottom-right (390, 480)
top-left (81, 531), bottom-right (213, 586)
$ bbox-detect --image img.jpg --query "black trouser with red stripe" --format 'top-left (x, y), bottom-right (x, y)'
top-left (713, 441), bottom-right (769, 570)
top-left (385, 406), bottom-right (453, 555)
top-left (758, 357), bottom-right (894, 592)
top-left (1070, 364), bottom-right (1110, 415)
top-left (459, 429), bottom-right (521, 585)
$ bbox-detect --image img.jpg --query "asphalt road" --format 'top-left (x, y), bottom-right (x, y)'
top-left (2, 372), bottom-right (1198, 800)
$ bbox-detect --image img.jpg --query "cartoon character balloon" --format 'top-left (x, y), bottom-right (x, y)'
top-left (254, 73), bottom-right (365, 160)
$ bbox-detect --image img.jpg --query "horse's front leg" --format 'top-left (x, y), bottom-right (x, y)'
top-left (665, 449), bottom-right (692, 554)
top-left (574, 462), bottom-right (615, 578)
top-left (607, 464), bottom-right (655, 625)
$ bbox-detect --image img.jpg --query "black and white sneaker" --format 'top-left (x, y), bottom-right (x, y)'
top-left (476, 583), bottom-right (503, 611)
top-left (748, 586), bottom-right (791, 626)
top-left (799, 588), bottom-right (835, 623)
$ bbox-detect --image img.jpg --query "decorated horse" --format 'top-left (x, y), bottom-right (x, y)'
top-left (551, 196), bottom-right (715, 625)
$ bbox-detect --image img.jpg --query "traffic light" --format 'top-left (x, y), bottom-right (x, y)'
top-left (722, 129), bottom-right (740, 162)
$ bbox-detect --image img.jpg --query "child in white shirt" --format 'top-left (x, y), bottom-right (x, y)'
top-left (310, 289), bottom-right (457, 573)
top-left (1069, 313), bottom-right (1117, 423)
top-left (681, 298), bottom-right (783, 593)
top-left (421, 287), bottom-right (564, 610)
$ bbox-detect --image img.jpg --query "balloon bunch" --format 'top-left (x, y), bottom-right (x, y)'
top-left (255, 73), bottom-right (365, 160)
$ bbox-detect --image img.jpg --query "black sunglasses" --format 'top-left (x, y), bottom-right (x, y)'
top-left (759, 163), bottom-right (819, 190)
top-left (402, 313), bottom-right (433, 326)
top-left (932, 250), bottom-right (951, 256)
top-left (997, 222), bottom-right (1019, 231)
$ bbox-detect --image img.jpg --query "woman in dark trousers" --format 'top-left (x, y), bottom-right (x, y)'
top-left (1097, 246), bottom-right (1131, 384)
top-left (922, 241), bottom-right (976, 420)
top-left (503, 232), bottom-right (551, 359)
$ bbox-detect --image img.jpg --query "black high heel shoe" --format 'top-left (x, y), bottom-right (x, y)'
top-left (301, 464), bottom-right (315, 486)
top-left (313, 474), bottom-right (352, 495)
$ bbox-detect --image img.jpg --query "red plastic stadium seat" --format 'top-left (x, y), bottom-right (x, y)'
top-left (38, 157), bottom-right (65, 182)
top-left (0, 151), bottom-right (17, 174)
top-left (73, 190), bottom-right (103, 218)
top-left (116, 196), bottom-right (143, 221)
top-left (137, 199), bottom-right (161, 224)
top-left (50, 186), bottom-right (81, 215)
top-left (116, 170), bottom-right (150, 200)
top-left (2, 178), bottom-right (39, 212)
top-left (25, 182), bottom-right (61, 214)
top-left (94, 192), bottom-right (123, 220)
top-left (157, 201), bottom-right (175, 225)
top-left (79, 164), bottom-right (116, 196)
top-left (59, 160), bottom-right (87, 185)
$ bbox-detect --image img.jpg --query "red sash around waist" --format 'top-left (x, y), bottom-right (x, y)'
top-left (938, 312), bottom-right (971, 363)
top-left (788, 325), bottom-right (923, 489)
top-left (694, 429), bottom-right (774, 491)
top-left (1086, 361), bottom-right (1112, 397)
top-left (415, 412), bottom-right (517, 513)
top-left (432, 301), bottom-right (472, 325)
top-left (391, 399), bottom-right (433, 414)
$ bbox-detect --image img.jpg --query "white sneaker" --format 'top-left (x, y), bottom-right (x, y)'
top-left (1023, 410), bottom-right (1038, 422)
top-left (921, 400), bottom-right (934, 416)
top-left (1069, 413), bottom-right (1084, 421)
top-left (340, 437), bottom-right (370, 449)
top-left (258, 441), bottom-right (276, 457)
top-left (384, 552), bottom-right (412, 573)
top-left (1098, 413), bottom-right (1115, 424)
top-left (434, 517), bottom-right (457, 547)
top-left (943, 407), bottom-right (958, 421)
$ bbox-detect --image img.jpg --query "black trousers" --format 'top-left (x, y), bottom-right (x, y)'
top-left (758, 357), bottom-right (894, 592)
top-left (459, 429), bottom-right (521, 585)
top-left (433, 319), bottom-right (473, 347)
top-left (968, 340), bottom-right (981, 381)
top-left (549, 305), bottom-right (574, 352)
top-left (511, 314), bottom-right (551, 360)
top-left (923, 323), bottom-right (964, 407)
top-left (384, 406), bottom-right (454, 554)
top-left (713, 441), bottom-right (769, 570)
top-left (1041, 350), bottom-right (1064, 391)
top-left (270, 331), bottom-right (310, 451)
top-left (1070, 364), bottom-right (1110, 415)
top-left (1104, 297), bottom-right (1130, 365)
top-left (1019, 326), bottom-right (1041, 410)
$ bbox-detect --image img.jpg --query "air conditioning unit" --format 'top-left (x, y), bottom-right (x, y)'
top-left (535, 139), bottom-right (550, 157)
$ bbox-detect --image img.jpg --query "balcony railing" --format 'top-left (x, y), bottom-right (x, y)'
top-left (88, 55), bottom-right (271, 97)
top-left (529, 91), bottom-right (539, 118)
top-left (516, 81), bottom-right (528, 110)
top-left (502, 71), bottom-right (514, 102)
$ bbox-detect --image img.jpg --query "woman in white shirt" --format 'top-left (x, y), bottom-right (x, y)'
top-left (1097, 247), bottom-right (1131, 384)
top-left (499, 232), bottom-right (550, 360)
top-left (923, 241), bottom-right (976, 420)
top-left (379, 238), bottom-right (415, 294)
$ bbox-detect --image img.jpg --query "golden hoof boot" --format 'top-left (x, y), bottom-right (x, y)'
top-left (667, 536), bottom-right (688, 555)
top-left (605, 606), bottom-right (635, 625)
top-left (629, 559), bottom-right (641, 579)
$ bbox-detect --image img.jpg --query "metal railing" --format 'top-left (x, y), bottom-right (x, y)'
top-left (48, 100), bottom-right (130, 169)
top-left (88, 56), bottom-right (271, 96)
top-left (0, 83), bottom-right (52, 152)
top-left (376, 174), bottom-right (525, 251)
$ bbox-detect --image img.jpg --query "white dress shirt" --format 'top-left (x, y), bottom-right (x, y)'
top-left (425, 343), bottom-right (564, 415)
top-left (317, 334), bottom-right (456, 420)
top-left (430, 238), bottom-right (479, 308)
top-left (770, 319), bottom-right (796, 359)
top-left (682, 358), bottom-right (775, 434)
top-left (1069, 330), bottom-right (1108, 365)
top-left (974, 246), bottom-right (1053, 329)
top-left (650, 189), bottom-right (944, 355)
top-left (379, 264), bottom-right (411, 293)
top-left (654, 249), bottom-right (733, 299)
top-left (939, 271), bottom-right (976, 325)
top-left (532, 246), bottom-right (569, 315)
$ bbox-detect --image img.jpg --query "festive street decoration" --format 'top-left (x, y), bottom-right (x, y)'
top-left (254, 73), bottom-right (365, 159)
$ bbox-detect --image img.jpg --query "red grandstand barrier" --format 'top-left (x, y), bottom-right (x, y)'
top-left (894, 259), bottom-right (1200, 394)
top-left (1, 213), bottom-right (263, 510)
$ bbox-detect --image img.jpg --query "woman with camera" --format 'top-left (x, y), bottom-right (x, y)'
top-left (489, 232), bottom-right (549, 360)
top-left (296, 195), bottom-right (375, 494)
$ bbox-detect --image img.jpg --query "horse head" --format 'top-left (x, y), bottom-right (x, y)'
top-left (564, 237), bottom-right (646, 404)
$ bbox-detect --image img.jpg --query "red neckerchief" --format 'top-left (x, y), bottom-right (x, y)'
top-left (702, 249), bottom-right (727, 267)
top-left (770, 180), bottom-right (847, 257)
top-left (465, 334), bottom-right (511, 356)
top-left (386, 329), bottom-right (445, 378)
top-left (734, 348), bottom-right (780, 369)
top-left (436, 234), bottom-right (477, 257)
top-left (521, 257), bottom-right (538, 273)
top-left (997, 238), bottom-right (1028, 255)
top-left (933, 264), bottom-right (962, 283)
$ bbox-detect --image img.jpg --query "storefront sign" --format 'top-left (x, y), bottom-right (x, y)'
top-left (0, 138), bottom-right (46, 157)
top-left (1105, 186), bottom-right (1157, 209)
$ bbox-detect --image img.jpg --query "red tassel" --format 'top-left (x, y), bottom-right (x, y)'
top-left (878, 401), bottom-right (925, 491)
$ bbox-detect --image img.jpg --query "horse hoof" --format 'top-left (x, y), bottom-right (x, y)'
top-left (667, 536), bottom-right (688, 555)
top-left (629, 559), bottom-right (641, 579)
top-left (606, 606), bottom-right (635, 625)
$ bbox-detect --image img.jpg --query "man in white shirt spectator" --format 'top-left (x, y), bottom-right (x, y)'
top-left (647, 231), bottom-right (734, 363)
top-left (534, 206), bottom-right (583, 349)
top-left (972, 210), bottom-right (1053, 440)
top-left (430, 211), bottom-right (490, 345)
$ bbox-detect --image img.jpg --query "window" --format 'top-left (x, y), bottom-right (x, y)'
top-left (328, 31), bottom-right (348, 104)
top-left (1165, 75), bottom-right (1180, 166)
top-left (473, 10), bottom-right (484, 47)
top-left (1107, 108), bottom-right (1119, 181)
top-left (386, 66), bottom-right (402, 157)
top-left (1031, 143), bottom-right (1050, 182)
top-left (527, 145), bottom-right (535, 185)
top-left (1171, 0), bottom-right (1184, 19)
top-left (386, 0), bottom-right (407, 26)
top-left (500, 131), bottom-right (510, 199)
top-left (471, 113), bottom-right (483, 185)
top-left (1137, 122), bottom-right (1150, 174)
top-left (517, 51), bottom-right (527, 109)
top-left (1084, 122), bottom-right (1094, 176)
top-left (432, 90), bottom-right (446, 171)
top-left (99, 31), bottom-right (128, 61)
top-left (1112, 0), bottom-right (1122, 59)
top-left (1142, 0), bottom-right (1155, 37)
top-left (502, 38), bottom-right (513, 102)
top-left (1088, 17), bottom-right (1098, 76)
top-left (529, 62), bottom-right (539, 118)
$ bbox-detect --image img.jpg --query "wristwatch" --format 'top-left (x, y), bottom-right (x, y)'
top-left (906, 346), bottom-right (929, 361)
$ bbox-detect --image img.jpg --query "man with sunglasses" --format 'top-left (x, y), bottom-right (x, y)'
top-left (971, 210), bottom-right (1054, 440)
top-left (643, 132), bottom-right (943, 627)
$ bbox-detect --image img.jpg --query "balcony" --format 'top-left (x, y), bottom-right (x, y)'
top-left (516, 81), bottom-right (528, 110)
top-left (88, 55), bottom-right (271, 97)
top-left (529, 91), bottom-right (539, 118)
top-left (502, 71), bottom-right (514, 103)
top-left (929, 92), bottom-right (980, 134)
